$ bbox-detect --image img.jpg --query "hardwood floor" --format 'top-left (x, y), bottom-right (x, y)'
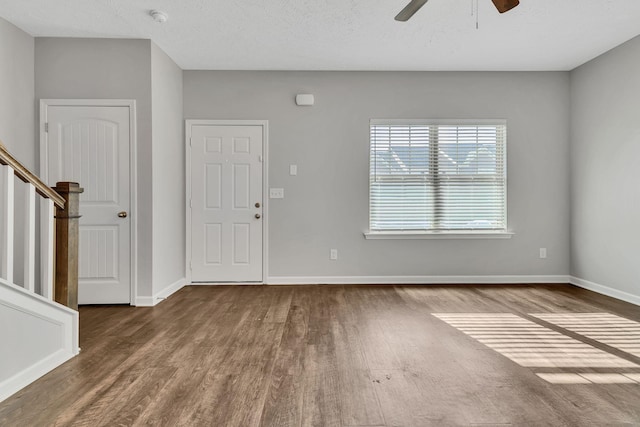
top-left (2, 284), bottom-right (640, 426)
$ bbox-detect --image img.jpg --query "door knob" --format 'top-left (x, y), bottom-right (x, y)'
top-left (118, 211), bottom-right (128, 218)
top-left (255, 202), bottom-right (261, 208)
top-left (255, 213), bottom-right (261, 219)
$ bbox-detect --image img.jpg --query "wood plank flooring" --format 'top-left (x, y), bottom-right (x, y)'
top-left (1, 284), bottom-right (640, 426)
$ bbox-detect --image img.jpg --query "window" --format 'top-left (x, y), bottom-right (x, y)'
top-left (368, 120), bottom-right (507, 235)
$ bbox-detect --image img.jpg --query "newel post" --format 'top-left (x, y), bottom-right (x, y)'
top-left (53, 182), bottom-right (84, 311)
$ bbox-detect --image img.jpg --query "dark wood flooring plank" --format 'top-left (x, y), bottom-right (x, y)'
top-left (331, 287), bottom-right (386, 427)
top-left (1, 284), bottom-right (640, 427)
top-left (344, 287), bottom-right (404, 371)
top-left (259, 290), bottom-right (309, 427)
top-left (300, 287), bottom-right (342, 427)
top-left (301, 344), bottom-right (342, 427)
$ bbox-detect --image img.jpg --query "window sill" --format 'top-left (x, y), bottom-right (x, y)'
top-left (363, 231), bottom-right (515, 240)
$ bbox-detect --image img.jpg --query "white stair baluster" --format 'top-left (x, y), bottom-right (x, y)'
top-left (41, 198), bottom-right (55, 299)
top-left (1, 165), bottom-right (14, 283)
top-left (23, 183), bottom-right (36, 292)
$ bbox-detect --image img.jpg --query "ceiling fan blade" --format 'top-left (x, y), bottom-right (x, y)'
top-left (491, 0), bottom-right (520, 13)
top-left (395, 0), bottom-right (430, 22)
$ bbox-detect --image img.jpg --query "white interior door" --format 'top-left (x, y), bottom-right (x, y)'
top-left (190, 124), bottom-right (263, 282)
top-left (43, 105), bottom-right (131, 304)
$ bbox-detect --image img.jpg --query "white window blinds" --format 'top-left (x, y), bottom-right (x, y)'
top-left (369, 121), bottom-right (506, 232)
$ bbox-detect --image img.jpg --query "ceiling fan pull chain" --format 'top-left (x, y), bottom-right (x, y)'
top-left (476, 0), bottom-right (480, 29)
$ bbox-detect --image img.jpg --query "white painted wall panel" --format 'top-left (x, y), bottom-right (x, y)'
top-left (0, 300), bottom-right (62, 380)
top-left (0, 280), bottom-right (78, 402)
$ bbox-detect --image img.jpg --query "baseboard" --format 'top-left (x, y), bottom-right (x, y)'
top-left (570, 276), bottom-right (640, 306)
top-left (156, 277), bottom-right (187, 300)
top-left (134, 296), bottom-right (156, 307)
top-left (0, 349), bottom-right (75, 402)
top-left (135, 277), bottom-right (186, 307)
top-left (267, 275), bottom-right (570, 285)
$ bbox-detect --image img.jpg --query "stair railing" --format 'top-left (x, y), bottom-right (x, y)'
top-left (0, 141), bottom-right (82, 310)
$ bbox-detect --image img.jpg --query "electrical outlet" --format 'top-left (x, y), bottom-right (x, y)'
top-left (539, 248), bottom-right (547, 259)
top-left (269, 188), bottom-right (284, 199)
top-left (330, 249), bottom-right (338, 260)
top-left (289, 164), bottom-right (297, 176)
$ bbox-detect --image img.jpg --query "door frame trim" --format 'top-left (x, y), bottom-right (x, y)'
top-left (185, 120), bottom-right (269, 284)
top-left (39, 99), bottom-right (138, 305)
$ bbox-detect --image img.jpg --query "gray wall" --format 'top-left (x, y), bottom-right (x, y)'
top-left (570, 36), bottom-right (640, 298)
top-left (184, 71), bottom-right (571, 279)
top-left (0, 18), bottom-right (35, 286)
top-left (35, 38), bottom-right (155, 298)
top-left (151, 42), bottom-right (185, 294)
top-left (0, 17), bottom-right (35, 168)
top-left (1, 28), bottom-right (633, 299)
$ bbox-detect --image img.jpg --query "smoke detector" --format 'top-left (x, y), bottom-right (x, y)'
top-left (149, 10), bottom-right (168, 23)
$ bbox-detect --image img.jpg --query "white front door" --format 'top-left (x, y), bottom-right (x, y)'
top-left (43, 105), bottom-right (132, 304)
top-left (190, 124), bottom-right (263, 282)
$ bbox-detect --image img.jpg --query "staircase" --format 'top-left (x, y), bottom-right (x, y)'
top-left (0, 142), bottom-right (81, 402)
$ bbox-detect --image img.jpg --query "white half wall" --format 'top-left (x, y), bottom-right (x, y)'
top-left (0, 279), bottom-right (79, 402)
top-left (570, 35), bottom-right (640, 302)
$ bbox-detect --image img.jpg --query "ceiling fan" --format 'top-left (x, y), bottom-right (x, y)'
top-left (395, 0), bottom-right (519, 21)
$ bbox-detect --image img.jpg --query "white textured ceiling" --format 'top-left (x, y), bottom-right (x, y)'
top-left (1, 0), bottom-right (639, 71)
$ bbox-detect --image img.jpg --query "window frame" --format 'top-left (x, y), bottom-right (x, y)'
top-left (365, 119), bottom-right (512, 240)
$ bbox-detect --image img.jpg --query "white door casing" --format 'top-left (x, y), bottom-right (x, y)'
top-left (188, 122), bottom-right (266, 283)
top-left (40, 101), bottom-right (136, 304)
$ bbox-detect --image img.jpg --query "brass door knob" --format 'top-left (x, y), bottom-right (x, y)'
top-left (255, 213), bottom-right (261, 219)
top-left (118, 211), bottom-right (128, 218)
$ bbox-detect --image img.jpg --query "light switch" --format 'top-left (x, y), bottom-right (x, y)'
top-left (270, 188), bottom-right (284, 199)
top-left (289, 164), bottom-right (297, 176)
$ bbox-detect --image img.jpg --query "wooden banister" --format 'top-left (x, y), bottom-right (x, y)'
top-left (0, 140), bottom-right (65, 208)
top-left (53, 182), bottom-right (83, 311)
top-left (0, 141), bottom-right (82, 312)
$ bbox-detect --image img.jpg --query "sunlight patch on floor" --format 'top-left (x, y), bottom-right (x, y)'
top-left (432, 313), bottom-right (638, 368)
top-left (535, 373), bottom-right (591, 384)
top-left (536, 373), bottom-right (640, 385)
top-left (529, 313), bottom-right (640, 358)
top-left (623, 373), bottom-right (640, 382)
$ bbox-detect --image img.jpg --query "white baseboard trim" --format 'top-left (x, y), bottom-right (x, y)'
top-left (0, 349), bottom-right (75, 402)
top-left (156, 277), bottom-right (187, 300)
top-left (189, 282), bottom-right (261, 286)
top-left (570, 276), bottom-right (640, 306)
top-left (134, 296), bottom-right (155, 307)
top-left (267, 275), bottom-right (570, 285)
top-left (135, 277), bottom-right (186, 307)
